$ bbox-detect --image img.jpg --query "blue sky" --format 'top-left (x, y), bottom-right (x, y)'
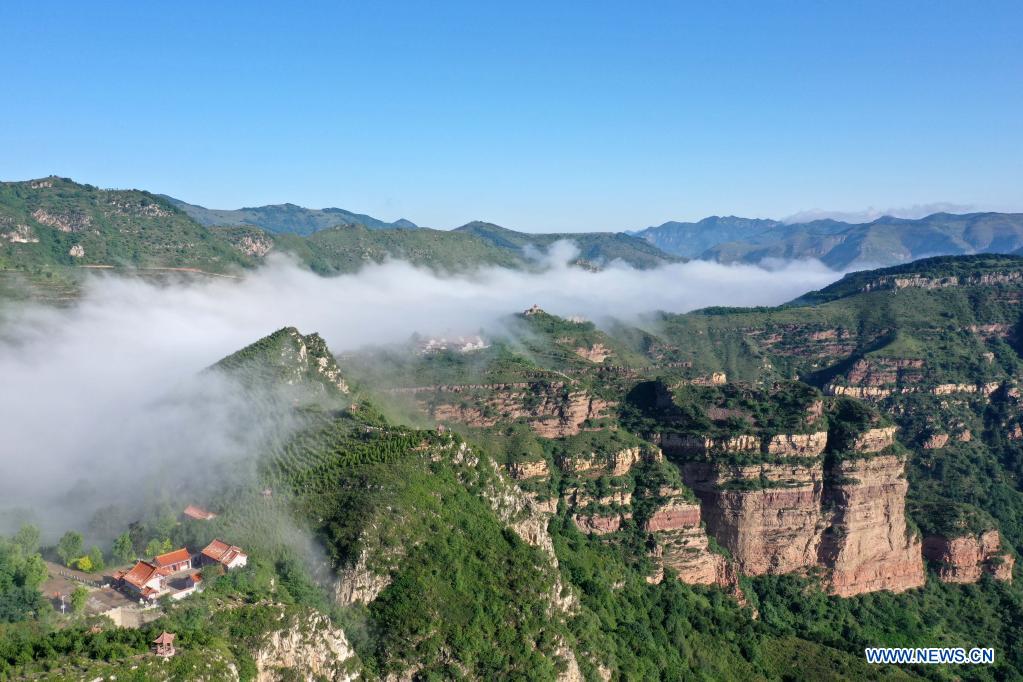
top-left (2, 1), bottom-right (1021, 231)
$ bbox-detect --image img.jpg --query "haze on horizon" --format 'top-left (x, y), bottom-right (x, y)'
top-left (2, 1), bottom-right (1022, 231)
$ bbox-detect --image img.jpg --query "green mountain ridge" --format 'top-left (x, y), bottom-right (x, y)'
top-left (162, 195), bottom-right (418, 235)
top-left (0, 178), bottom-right (679, 285)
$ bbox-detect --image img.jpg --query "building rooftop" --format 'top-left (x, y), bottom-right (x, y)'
top-left (200, 539), bottom-right (246, 565)
top-left (183, 504), bottom-right (217, 521)
top-left (153, 548), bottom-right (192, 568)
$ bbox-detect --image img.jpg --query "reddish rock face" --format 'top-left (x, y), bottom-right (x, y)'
top-left (427, 382), bottom-right (613, 438)
top-left (922, 530), bottom-right (1014, 584)
top-left (819, 455), bottom-right (925, 597)
top-left (845, 357), bottom-right (925, 387)
top-left (682, 461), bottom-right (826, 576)
top-left (645, 498), bottom-right (730, 587)
top-left (922, 433), bottom-right (950, 449)
top-left (675, 421), bottom-right (926, 597)
top-left (644, 500), bottom-right (701, 533)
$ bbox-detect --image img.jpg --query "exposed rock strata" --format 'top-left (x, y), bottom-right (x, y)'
top-left (682, 461), bottom-right (825, 576)
top-left (922, 530), bottom-right (1014, 583)
top-left (508, 459), bottom-right (550, 480)
top-left (644, 495), bottom-right (729, 587)
top-left (335, 547), bottom-right (391, 606)
top-left (819, 455), bottom-right (924, 596)
top-left (671, 422), bottom-right (923, 596)
top-left (426, 382), bottom-right (612, 437)
top-left (560, 446), bottom-right (642, 477)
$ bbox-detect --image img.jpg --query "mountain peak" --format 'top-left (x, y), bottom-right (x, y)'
top-left (213, 326), bottom-right (349, 398)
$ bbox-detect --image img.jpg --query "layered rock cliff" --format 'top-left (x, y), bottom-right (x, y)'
top-left (819, 453), bottom-right (925, 596)
top-left (422, 382), bottom-right (613, 437)
top-left (682, 460), bottom-right (825, 576)
top-left (922, 530), bottom-right (1015, 584)
top-left (644, 493), bottom-right (730, 587)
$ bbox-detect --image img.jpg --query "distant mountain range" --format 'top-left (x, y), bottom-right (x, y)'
top-left (4, 176), bottom-right (1023, 279)
top-left (161, 196), bottom-right (418, 235)
top-left (634, 213), bottom-right (1023, 268)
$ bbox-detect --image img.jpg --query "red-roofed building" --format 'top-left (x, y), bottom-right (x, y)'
top-left (153, 548), bottom-right (193, 572)
top-left (199, 539), bottom-right (248, 570)
top-left (118, 561), bottom-right (170, 601)
top-left (182, 505), bottom-right (217, 521)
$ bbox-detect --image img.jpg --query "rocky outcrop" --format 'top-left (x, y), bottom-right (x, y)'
top-left (860, 271), bottom-right (1023, 293)
top-left (672, 420), bottom-right (925, 596)
top-left (644, 492), bottom-right (731, 587)
top-left (846, 358), bottom-right (924, 387)
top-left (659, 431), bottom-right (826, 457)
top-left (819, 455), bottom-right (925, 596)
top-left (335, 548), bottom-right (391, 606)
top-left (428, 383), bottom-right (612, 438)
top-left (237, 234), bottom-right (274, 257)
top-left (0, 221), bottom-right (38, 243)
top-left (644, 498), bottom-right (701, 532)
top-left (826, 385), bottom-right (893, 399)
top-left (922, 433), bottom-right (949, 449)
top-left (573, 512), bottom-right (629, 535)
top-left (931, 382), bottom-right (1001, 396)
top-left (658, 433), bottom-right (759, 455)
top-left (254, 609), bottom-right (359, 682)
top-left (922, 530), bottom-right (1014, 584)
top-left (508, 459), bottom-right (550, 480)
top-left (850, 426), bottom-right (896, 452)
top-left (32, 207), bottom-right (91, 232)
top-left (574, 343), bottom-right (611, 363)
top-left (561, 447), bottom-right (642, 477)
top-left (766, 432), bottom-right (828, 456)
top-left (682, 461), bottom-right (825, 575)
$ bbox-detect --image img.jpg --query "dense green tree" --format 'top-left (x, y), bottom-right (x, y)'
top-left (111, 532), bottom-right (134, 565)
top-left (12, 525), bottom-right (40, 555)
top-left (86, 546), bottom-right (104, 572)
top-left (70, 586), bottom-right (88, 614)
top-left (55, 531), bottom-right (83, 567)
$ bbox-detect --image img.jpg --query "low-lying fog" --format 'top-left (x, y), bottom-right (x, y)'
top-left (0, 243), bottom-right (844, 538)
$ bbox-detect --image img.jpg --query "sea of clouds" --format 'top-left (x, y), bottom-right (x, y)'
top-left (0, 244), bottom-right (844, 537)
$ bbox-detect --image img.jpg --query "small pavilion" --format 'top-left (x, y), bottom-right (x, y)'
top-left (152, 632), bottom-right (176, 657)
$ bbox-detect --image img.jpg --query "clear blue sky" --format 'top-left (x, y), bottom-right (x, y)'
top-left (2, 1), bottom-right (1021, 231)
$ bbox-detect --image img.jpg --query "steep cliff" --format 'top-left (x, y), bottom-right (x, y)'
top-left (682, 460), bottom-right (825, 576)
top-left (819, 453), bottom-right (925, 596)
top-left (644, 493), bottom-right (730, 587)
top-left (922, 530), bottom-right (1015, 584)
top-left (254, 609), bottom-right (360, 682)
